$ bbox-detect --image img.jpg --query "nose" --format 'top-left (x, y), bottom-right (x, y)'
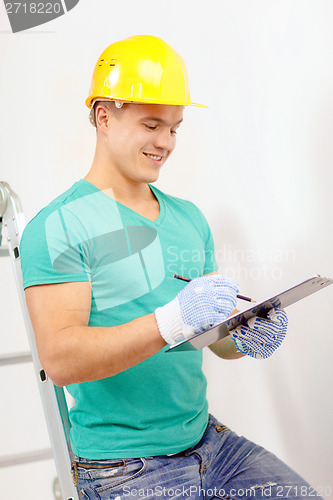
top-left (153, 128), bottom-right (176, 153)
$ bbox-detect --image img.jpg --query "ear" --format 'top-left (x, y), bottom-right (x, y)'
top-left (95, 104), bottom-right (111, 130)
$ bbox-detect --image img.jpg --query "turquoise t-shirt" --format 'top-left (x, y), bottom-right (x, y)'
top-left (20, 179), bottom-right (218, 459)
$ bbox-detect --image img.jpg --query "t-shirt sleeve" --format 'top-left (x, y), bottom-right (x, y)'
top-left (20, 205), bottom-right (91, 289)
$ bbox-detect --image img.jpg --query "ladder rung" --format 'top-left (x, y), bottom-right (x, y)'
top-left (0, 247), bottom-right (9, 257)
top-left (0, 352), bottom-right (32, 366)
top-left (0, 448), bottom-right (54, 468)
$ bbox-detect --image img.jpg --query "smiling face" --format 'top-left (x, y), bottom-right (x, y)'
top-left (95, 102), bottom-right (184, 185)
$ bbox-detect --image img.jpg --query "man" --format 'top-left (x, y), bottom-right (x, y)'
top-left (20, 35), bottom-right (320, 499)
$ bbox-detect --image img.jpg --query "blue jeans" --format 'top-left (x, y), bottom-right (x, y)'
top-left (72, 415), bottom-right (323, 499)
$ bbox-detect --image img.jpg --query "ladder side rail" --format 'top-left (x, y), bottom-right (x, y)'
top-left (1, 183), bottom-right (79, 500)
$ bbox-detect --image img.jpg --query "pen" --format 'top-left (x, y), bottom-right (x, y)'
top-left (173, 274), bottom-right (256, 303)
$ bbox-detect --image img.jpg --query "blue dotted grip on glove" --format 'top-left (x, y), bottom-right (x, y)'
top-left (154, 275), bottom-right (239, 346)
top-left (178, 275), bottom-right (239, 334)
top-left (230, 307), bottom-right (288, 359)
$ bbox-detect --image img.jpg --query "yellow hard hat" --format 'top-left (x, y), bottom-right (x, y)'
top-left (86, 35), bottom-right (206, 108)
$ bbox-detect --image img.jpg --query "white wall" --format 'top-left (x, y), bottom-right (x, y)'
top-left (1, 1), bottom-right (332, 498)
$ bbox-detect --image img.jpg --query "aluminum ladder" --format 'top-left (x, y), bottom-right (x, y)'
top-left (0, 181), bottom-right (79, 500)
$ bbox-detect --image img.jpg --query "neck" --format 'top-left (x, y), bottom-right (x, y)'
top-left (83, 162), bottom-right (160, 221)
top-left (84, 152), bottom-right (153, 206)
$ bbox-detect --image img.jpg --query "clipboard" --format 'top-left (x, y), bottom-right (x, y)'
top-left (166, 274), bottom-right (333, 353)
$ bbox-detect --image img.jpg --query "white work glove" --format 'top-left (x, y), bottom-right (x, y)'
top-left (155, 275), bottom-right (239, 346)
top-left (230, 307), bottom-right (288, 359)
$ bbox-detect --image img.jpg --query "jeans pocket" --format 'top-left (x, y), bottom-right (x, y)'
top-left (78, 489), bottom-right (90, 500)
top-left (93, 457), bottom-right (147, 496)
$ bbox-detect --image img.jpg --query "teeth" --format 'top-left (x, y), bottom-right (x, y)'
top-left (145, 154), bottom-right (162, 160)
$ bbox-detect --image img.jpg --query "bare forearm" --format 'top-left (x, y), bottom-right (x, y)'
top-left (208, 307), bottom-right (245, 359)
top-left (44, 314), bottom-right (166, 386)
top-left (209, 335), bottom-right (246, 359)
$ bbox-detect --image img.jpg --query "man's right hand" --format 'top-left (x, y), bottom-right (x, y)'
top-left (154, 275), bottom-right (239, 346)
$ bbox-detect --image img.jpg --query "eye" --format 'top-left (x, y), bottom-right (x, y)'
top-left (171, 130), bottom-right (178, 136)
top-left (144, 124), bottom-right (157, 131)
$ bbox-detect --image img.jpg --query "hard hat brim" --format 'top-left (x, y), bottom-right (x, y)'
top-left (86, 96), bottom-right (208, 109)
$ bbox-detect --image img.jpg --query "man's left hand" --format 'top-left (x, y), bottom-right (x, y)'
top-left (230, 308), bottom-right (288, 359)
